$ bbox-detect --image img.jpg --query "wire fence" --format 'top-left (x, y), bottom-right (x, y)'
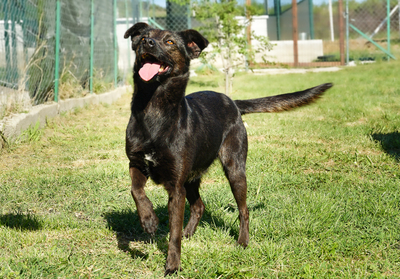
top-left (140, 0), bottom-right (344, 66)
top-left (347, 0), bottom-right (399, 62)
top-left (140, 0), bottom-right (399, 65)
top-left (1, 0), bottom-right (399, 118)
top-left (1, 0), bottom-right (131, 119)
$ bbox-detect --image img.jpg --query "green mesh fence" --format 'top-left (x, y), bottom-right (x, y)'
top-left (138, 0), bottom-right (343, 66)
top-left (347, 0), bottom-right (399, 62)
top-left (0, 0), bottom-right (126, 113)
top-left (141, 0), bottom-right (193, 30)
top-left (2, 0), bottom-right (398, 116)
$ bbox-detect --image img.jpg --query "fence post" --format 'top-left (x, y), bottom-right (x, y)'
top-left (114, 0), bottom-right (118, 88)
top-left (125, 0), bottom-right (131, 73)
top-left (11, 4), bottom-right (17, 74)
top-left (328, 0), bottom-right (334, 41)
top-left (246, 0), bottom-right (251, 69)
top-left (274, 0), bottom-right (281, 40)
top-left (140, 0), bottom-right (143, 21)
top-left (90, 0), bottom-right (94, 94)
top-left (308, 0), bottom-right (314, 39)
top-left (292, 0), bottom-right (299, 67)
top-left (387, 0), bottom-right (390, 61)
top-left (4, 0), bottom-right (11, 76)
top-left (338, 0), bottom-right (345, 65)
top-left (187, 3), bottom-right (192, 29)
top-left (54, 0), bottom-right (61, 102)
top-left (345, 0), bottom-right (349, 65)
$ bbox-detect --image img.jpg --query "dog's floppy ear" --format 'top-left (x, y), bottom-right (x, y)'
top-left (178, 30), bottom-right (209, 59)
top-left (124, 22), bottom-right (150, 50)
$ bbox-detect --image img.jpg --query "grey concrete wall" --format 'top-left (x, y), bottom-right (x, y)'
top-left (0, 86), bottom-right (130, 148)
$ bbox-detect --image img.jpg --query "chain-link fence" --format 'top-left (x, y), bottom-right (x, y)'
top-left (260, 0), bottom-right (344, 66)
top-left (140, 0), bottom-right (194, 30)
top-left (139, 0), bottom-right (346, 66)
top-left (2, 0), bottom-right (399, 119)
top-left (263, 0), bottom-right (398, 65)
top-left (1, 0), bottom-right (135, 119)
top-left (347, 0), bottom-right (399, 62)
top-left (139, 0), bottom-right (399, 66)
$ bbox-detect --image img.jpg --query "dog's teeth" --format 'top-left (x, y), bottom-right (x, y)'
top-left (159, 65), bottom-right (165, 72)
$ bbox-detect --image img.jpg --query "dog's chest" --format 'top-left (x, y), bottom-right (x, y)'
top-left (144, 152), bottom-right (157, 165)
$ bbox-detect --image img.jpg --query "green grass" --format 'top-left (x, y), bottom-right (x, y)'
top-left (1, 61), bottom-right (400, 278)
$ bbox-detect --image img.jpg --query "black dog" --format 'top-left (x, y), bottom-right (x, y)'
top-left (124, 22), bottom-right (332, 275)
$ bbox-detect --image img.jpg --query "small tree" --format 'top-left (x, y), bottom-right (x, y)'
top-left (193, 0), bottom-right (273, 95)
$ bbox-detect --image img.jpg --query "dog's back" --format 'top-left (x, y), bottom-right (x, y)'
top-left (172, 91), bottom-right (245, 180)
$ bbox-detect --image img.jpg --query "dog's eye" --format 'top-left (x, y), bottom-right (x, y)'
top-left (166, 40), bottom-right (174, 45)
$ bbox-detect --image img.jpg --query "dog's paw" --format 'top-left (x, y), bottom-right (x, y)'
top-left (164, 265), bottom-right (181, 277)
top-left (183, 226), bottom-right (195, 239)
top-left (164, 253), bottom-right (182, 276)
top-left (164, 268), bottom-right (177, 277)
top-left (140, 215), bottom-right (159, 236)
top-left (237, 235), bottom-right (249, 248)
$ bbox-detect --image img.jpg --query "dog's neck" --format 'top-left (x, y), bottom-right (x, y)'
top-left (132, 71), bottom-right (190, 114)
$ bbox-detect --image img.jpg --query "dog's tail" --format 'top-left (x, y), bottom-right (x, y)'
top-left (235, 83), bottom-right (333, 115)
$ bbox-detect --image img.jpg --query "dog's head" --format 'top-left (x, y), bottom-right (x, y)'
top-left (124, 23), bottom-right (209, 83)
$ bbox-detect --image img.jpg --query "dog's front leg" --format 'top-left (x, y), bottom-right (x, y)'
top-left (164, 185), bottom-right (186, 276)
top-left (130, 167), bottom-right (159, 235)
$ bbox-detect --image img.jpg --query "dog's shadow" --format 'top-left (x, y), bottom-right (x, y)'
top-left (104, 208), bottom-right (164, 260)
top-left (104, 205), bottom-right (235, 259)
top-left (0, 212), bottom-right (42, 231)
top-left (371, 132), bottom-right (400, 161)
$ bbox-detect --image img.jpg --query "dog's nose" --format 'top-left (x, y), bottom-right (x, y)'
top-left (143, 38), bottom-right (155, 48)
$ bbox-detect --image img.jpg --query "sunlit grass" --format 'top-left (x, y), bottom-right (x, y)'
top-left (1, 60), bottom-right (400, 277)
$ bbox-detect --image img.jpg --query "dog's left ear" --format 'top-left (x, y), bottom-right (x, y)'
top-left (178, 30), bottom-right (209, 59)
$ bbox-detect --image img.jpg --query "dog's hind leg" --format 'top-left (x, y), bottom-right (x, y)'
top-left (183, 179), bottom-right (205, 238)
top-left (130, 167), bottom-right (159, 235)
top-left (218, 127), bottom-right (250, 247)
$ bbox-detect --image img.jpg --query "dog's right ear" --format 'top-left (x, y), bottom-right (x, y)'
top-left (124, 22), bottom-right (150, 50)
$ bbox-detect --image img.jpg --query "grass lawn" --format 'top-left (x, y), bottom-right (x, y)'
top-left (1, 61), bottom-right (400, 278)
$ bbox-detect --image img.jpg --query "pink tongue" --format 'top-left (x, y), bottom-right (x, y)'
top-left (139, 63), bottom-right (161, 81)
